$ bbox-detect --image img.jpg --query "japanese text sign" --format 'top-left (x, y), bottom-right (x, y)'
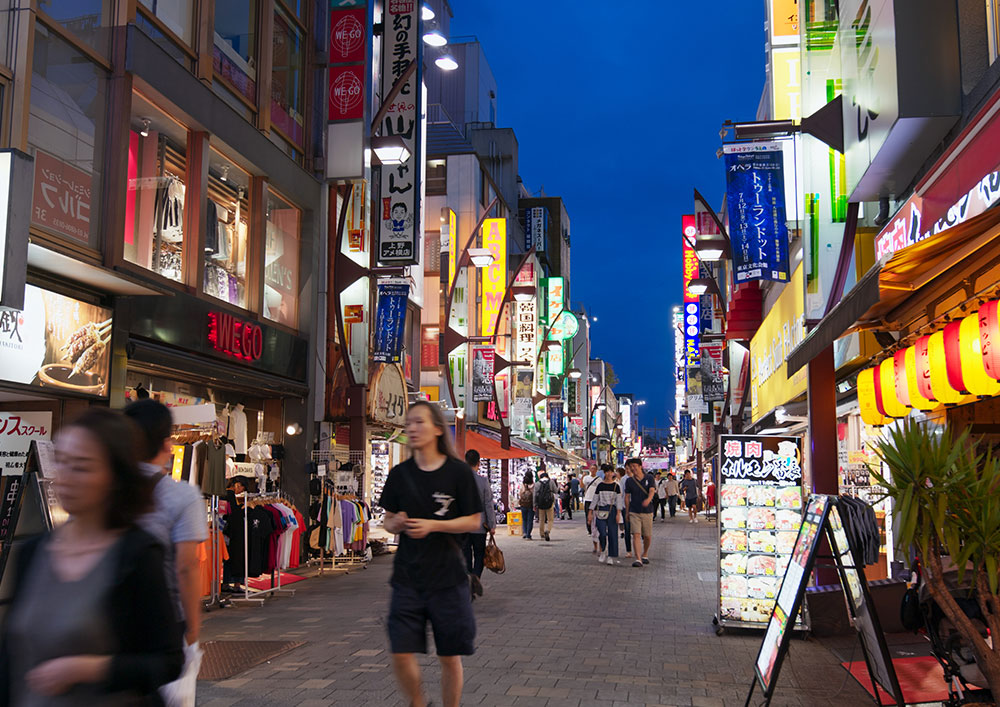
top-left (0, 412), bottom-right (52, 476)
top-left (472, 346), bottom-right (495, 403)
top-left (480, 218), bottom-right (506, 336)
top-left (372, 279), bottom-right (409, 363)
top-left (32, 150), bottom-right (91, 244)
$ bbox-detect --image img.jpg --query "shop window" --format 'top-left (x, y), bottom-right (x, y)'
top-left (135, 12), bottom-right (193, 69)
top-left (427, 159), bottom-right (446, 195)
top-left (28, 26), bottom-right (108, 250)
top-left (138, 0), bottom-right (195, 48)
top-left (276, 0), bottom-right (305, 23)
top-left (271, 8), bottom-right (304, 147)
top-left (123, 107), bottom-right (188, 283)
top-left (205, 156), bottom-right (250, 308)
top-left (214, 0), bottom-right (258, 106)
top-left (421, 326), bottom-right (439, 370)
top-left (264, 189), bottom-right (300, 328)
top-left (37, 0), bottom-right (111, 56)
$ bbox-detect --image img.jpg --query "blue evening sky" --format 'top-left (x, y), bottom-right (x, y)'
top-left (450, 2), bottom-right (767, 433)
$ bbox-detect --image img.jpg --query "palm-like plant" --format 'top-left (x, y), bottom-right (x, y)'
top-left (871, 419), bottom-right (1000, 699)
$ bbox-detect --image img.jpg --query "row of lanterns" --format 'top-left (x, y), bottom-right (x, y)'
top-left (858, 300), bottom-right (1000, 425)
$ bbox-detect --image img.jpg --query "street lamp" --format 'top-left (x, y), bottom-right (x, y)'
top-left (545, 340), bottom-right (561, 352)
top-left (371, 136), bottom-right (410, 165)
top-left (687, 277), bottom-right (722, 297)
top-left (435, 53), bottom-right (459, 71)
top-left (511, 284), bottom-right (536, 302)
top-left (422, 29), bottom-right (447, 46)
top-left (695, 233), bottom-right (728, 261)
top-left (596, 402), bottom-right (607, 411)
top-left (467, 248), bottom-right (495, 268)
top-left (568, 368), bottom-right (583, 380)
top-left (421, 3), bottom-right (435, 20)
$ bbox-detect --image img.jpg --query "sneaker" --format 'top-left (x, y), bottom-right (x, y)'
top-left (471, 575), bottom-right (484, 597)
top-left (598, 552), bottom-right (607, 563)
top-left (642, 558), bottom-right (650, 565)
top-left (632, 561), bottom-right (643, 568)
top-left (689, 519), bottom-right (694, 524)
top-left (694, 518), bottom-right (699, 524)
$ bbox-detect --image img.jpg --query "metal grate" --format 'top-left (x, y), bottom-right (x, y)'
top-left (198, 640), bottom-right (305, 681)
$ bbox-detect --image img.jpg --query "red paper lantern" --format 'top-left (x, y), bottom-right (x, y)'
top-left (893, 350), bottom-right (911, 407)
top-left (978, 300), bottom-right (1000, 380)
top-left (914, 335), bottom-right (936, 401)
top-left (943, 321), bottom-right (967, 393)
top-left (858, 367), bottom-right (890, 426)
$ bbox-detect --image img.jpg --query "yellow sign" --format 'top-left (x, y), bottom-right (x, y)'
top-left (772, 47), bottom-right (801, 120)
top-left (446, 208), bottom-right (456, 293)
top-left (480, 218), bottom-right (506, 336)
top-left (769, 0), bottom-right (799, 41)
top-left (750, 264), bottom-right (806, 422)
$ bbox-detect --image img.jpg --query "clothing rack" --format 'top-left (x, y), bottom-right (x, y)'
top-left (231, 491), bottom-right (296, 605)
top-left (315, 479), bottom-right (368, 573)
top-left (202, 496), bottom-right (231, 611)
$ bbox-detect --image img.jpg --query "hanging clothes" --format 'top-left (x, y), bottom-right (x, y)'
top-left (230, 405), bottom-right (248, 454)
top-left (156, 176), bottom-right (185, 243)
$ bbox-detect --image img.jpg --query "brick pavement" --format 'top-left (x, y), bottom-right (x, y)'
top-left (196, 514), bottom-right (874, 706)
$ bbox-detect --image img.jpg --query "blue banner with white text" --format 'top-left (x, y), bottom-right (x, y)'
top-left (372, 280), bottom-right (409, 363)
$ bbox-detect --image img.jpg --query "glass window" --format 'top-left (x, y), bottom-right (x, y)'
top-left (37, 0), bottom-right (110, 56)
top-left (271, 8), bottom-right (304, 147)
top-left (204, 156), bottom-right (250, 308)
top-left (123, 101), bottom-right (188, 283)
top-left (28, 26), bottom-right (108, 249)
top-left (427, 159), bottom-right (446, 195)
top-left (138, 0), bottom-right (195, 47)
top-left (135, 12), bottom-right (192, 69)
top-left (214, 0), bottom-right (258, 105)
top-left (264, 189), bottom-right (300, 328)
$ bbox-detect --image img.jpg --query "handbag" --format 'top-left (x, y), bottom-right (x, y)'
top-left (483, 533), bottom-right (506, 574)
top-left (595, 506), bottom-right (610, 521)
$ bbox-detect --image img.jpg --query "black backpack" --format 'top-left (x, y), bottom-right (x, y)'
top-left (535, 480), bottom-right (554, 509)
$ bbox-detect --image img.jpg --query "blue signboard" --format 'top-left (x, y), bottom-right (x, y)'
top-left (679, 412), bottom-right (692, 439)
top-left (549, 401), bottom-right (564, 436)
top-left (724, 144), bottom-right (791, 284)
top-left (372, 280), bottom-right (409, 363)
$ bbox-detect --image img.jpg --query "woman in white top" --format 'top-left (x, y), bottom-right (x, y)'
top-left (589, 468), bottom-right (623, 565)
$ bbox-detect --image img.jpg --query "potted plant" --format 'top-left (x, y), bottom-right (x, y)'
top-left (871, 419), bottom-right (1000, 701)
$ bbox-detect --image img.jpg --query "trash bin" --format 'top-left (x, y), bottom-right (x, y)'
top-left (506, 510), bottom-right (522, 535)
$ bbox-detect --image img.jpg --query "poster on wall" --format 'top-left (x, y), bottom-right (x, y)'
top-left (0, 285), bottom-right (112, 396)
top-left (724, 143), bottom-right (791, 284)
top-left (372, 279), bottom-right (409, 363)
top-left (32, 150), bottom-right (92, 244)
top-left (700, 341), bottom-right (725, 402)
top-left (376, 0), bottom-right (420, 264)
top-left (717, 434), bottom-right (805, 630)
top-left (472, 347), bottom-right (495, 403)
top-left (0, 412), bottom-right (52, 476)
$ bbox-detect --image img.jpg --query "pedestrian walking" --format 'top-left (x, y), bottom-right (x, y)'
top-left (617, 467), bottom-right (632, 557)
top-left (624, 458), bottom-right (656, 567)
top-left (680, 470), bottom-right (699, 523)
top-left (582, 469), bottom-right (602, 553)
top-left (518, 471), bottom-right (535, 540)
top-left (589, 468), bottom-right (623, 565)
top-left (533, 471), bottom-right (558, 541)
top-left (569, 473), bottom-right (580, 511)
top-left (379, 402), bottom-right (484, 707)
top-left (558, 479), bottom-right (572, 520)
top-left (580, 465), bottom-right (598, 533)
top-left (665, 472), bottom-right (680, 518)
top-left (461, 449), bottom-right (496, 601)
top-left (654, 471), bottom-right (669, 520)
top-left (0, 408), bottom-right (183, 704)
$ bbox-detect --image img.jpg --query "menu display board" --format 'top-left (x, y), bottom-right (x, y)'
top-left (718, 434), bottom-right (804, 629)
top-left (755, 495), bottom-right (829, 692)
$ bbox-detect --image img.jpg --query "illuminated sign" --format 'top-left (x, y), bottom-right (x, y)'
top-left (549, 310), bottom-right (578, 341)
top-left (446, 208), bottom-right (456, 292)
top-left (545, 276), bottom-right (564, 325)
top-left (514, 300), bottom-right (536, 364)
top-left (682, 215), bottom-right (699, 303)
top-left (480, 218), bottom-right (506, 336)
top-left (749, 264), bottom-right (806, 422)
top-left (208, 312), bottom-right (264, 361)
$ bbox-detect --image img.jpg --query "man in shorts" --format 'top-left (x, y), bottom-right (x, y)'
top-left (623, 458), bottom-right (656, 567)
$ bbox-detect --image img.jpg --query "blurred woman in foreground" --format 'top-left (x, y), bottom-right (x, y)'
top-left (1, 408), bottom-right (182, 705)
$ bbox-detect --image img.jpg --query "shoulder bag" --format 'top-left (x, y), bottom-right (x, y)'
top-left (483, 532), bottom-right (505, 574)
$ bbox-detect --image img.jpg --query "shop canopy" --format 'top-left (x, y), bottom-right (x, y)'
top-left (465, 430), bottom-right (537, 459)
top-left (787, 204), bottom-right (1000, 375)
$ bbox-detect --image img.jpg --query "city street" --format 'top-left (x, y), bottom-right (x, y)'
top-left (197, 516), bottom-right (872, 707)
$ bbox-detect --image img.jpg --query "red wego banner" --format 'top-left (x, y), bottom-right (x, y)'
top-left (328, 7), bottom-right (367, 122)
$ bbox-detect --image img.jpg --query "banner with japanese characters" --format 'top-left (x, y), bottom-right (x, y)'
top-left (724, 143), bottom-right (791, 284)
top-left (377, 0), bottom-right (421, 264)
top-left (0, 412), bottom-right (52, 476)
top-left (471, 346), bottom-right (495, 403)
top-left (700, 341), bottom-right (725, 403)
top-left (372, 279), bottom-right (409, 363)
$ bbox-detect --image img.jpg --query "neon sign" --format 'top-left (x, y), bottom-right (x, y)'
top-left (207, 312), bottom-right (263, 361)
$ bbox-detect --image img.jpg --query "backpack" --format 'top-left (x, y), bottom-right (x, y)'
top-left (518, 486), bottom-right (533, 507)
top-left (535, 480), bottom-right (554, 509)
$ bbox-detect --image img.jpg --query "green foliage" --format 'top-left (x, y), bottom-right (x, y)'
top-left (870, 419), bottom-right (1000, 594)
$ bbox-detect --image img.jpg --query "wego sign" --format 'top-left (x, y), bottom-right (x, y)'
top-left (207, 312), bottom-right (263, 362)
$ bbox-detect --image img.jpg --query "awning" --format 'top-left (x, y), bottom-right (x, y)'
top-left (465, 430), bottom-right (536, 459)
top-left (787, 203), bottom-right (1000, 375)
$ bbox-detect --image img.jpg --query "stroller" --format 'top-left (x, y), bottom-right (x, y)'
top-left (909, 558), bottom-right (993, 706)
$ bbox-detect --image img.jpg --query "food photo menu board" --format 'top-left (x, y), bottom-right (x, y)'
top-left (717, 434), bottom-right (804, 629)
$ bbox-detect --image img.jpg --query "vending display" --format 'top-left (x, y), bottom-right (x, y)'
top-left (717, 434), bottom-right (805, 630)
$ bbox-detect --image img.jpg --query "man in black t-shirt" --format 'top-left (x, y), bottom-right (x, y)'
top-left (379, 402), bottom-right (483, 707)
top-left (623, 458), bottom-right (657, 567)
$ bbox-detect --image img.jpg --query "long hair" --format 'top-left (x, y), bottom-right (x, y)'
top-left (65, 408), bottom-right (153, 529)
top-left (523, 469), bottom-right (534, 485)
top-left (408, 401), bottom-right (460, 460)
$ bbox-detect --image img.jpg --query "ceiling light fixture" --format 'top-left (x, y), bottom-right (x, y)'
top-left (468, 248), bottom-right (495, 268)
top-left (371, 135), bottom-right (411, 165)
top-left (435, 53), bottom-right (459, 71)
top-left (140, 118), bottom-right (150, 137)
top-left (421, 3), bottom-right (435, 20)
top-left (221, 165), bottom-right (230, 182)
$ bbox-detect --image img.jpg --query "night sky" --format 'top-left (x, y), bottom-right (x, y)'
top-left (450, 2), bottom-right (767, 434)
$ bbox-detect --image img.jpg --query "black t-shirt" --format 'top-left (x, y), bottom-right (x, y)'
top-left (625, 474), bottom-right (656, 514)
top-left (680, 478), bottom-right (698, 500)
top-left (379, 456), bottom-right (483, 591)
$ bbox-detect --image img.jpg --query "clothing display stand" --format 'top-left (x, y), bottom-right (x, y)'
top-left (231, 491), bottom-right (296, 606)
top-left (316, 480), bottom-right (368, 574)
top-left (309, 450), bottom-right (368, 574)
top-left (203, 496), bottom-right (231, 611)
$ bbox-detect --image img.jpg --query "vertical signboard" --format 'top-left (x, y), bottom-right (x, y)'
top-left (514, 300), bottom-right (536, 364)
top-left (445, 208), bottom-right (457, 292)
top-left (700, 341), bottom-right (725, 403)
top-left (480, 218), bottom-right (506, 336)
top-left (377, 0), bottom-right (421, 264)
top-left (718, 434), bottom-right (805, 631)
top-left (682, 215), bottom-right (700, 370)
top-left (527, 206), bottom-right (546, 252)
top-left (372, 278), bottom-right (409, 363)
top-left (472, 346), bottom-right (495, 402)
top-left (544, 276), bottom-right (564, 326)
top-left (723, 143), bottom-right (791, 284)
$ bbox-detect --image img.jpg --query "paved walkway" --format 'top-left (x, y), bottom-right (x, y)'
top-left (197, 514), bottom-right (874, 707)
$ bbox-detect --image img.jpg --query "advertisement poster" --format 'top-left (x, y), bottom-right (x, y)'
top-left (548, 401), bottom-right (564, 436)
top-left (480, 218), bottom-right (507, 336)
top-left (377, 0), bottom-right (420, 263)
top-left (471, 346), bottom-right (495, 403)
top-left (718, 434), bottom-right (804, 630)
top-left (329, 64), bottom-right (366, 121)
top-left (700, 341), bottom-right (725, 402)
top-left (32, 150), bottom-right (92, 244)
top-left (0, 285), bottom-right (112, 396)
top-left (724, 143), bottom-right (791, 284)
top-left (372, 279), bottom-right (409, 363)
top-left (0, 412), bottom-right (52, 476)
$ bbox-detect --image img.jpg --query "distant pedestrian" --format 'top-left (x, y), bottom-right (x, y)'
top-left (462, 450), bottom-right (496, 601)
top-left (0, 408), bottom-right (183, 704)
top-left (624, 459), bottom-right (656, 567)
top-left (680, 470), bottom-right (699, 523)
top-left (665, 472), bottom-right (680, 518)
top-left (617, 467), bottom-right (632, 557)
top-left (533, 471), bottom-right (558, 541)
top-left (518, 471), bottom-right (535, 540)
top-left (559, 479), bottom-right (573, 520)
top-left (569, 473), bottom-right (581, 511)
top-left (706, 478), bottom-right (717, 519)
top-left (379, 402), bottom-right (484, 707)
top-left (581, 466), bottom-right (598, 533)
top-left (654, 471), bottom-right (668, 520)
top-left (589, 468), bottom-right (623, 565)
top-left (582, 469), bottom-right (602, 553)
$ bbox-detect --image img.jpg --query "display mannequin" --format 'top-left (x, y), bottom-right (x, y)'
top-left (230, 404), bottom-right (248, 454)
